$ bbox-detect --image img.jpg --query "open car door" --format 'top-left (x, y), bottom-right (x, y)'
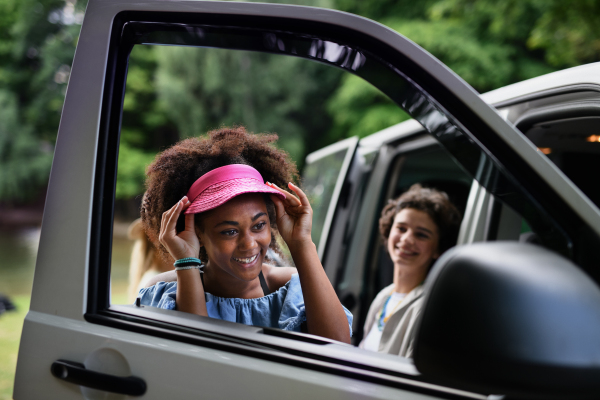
top-left (302, 136), bottom-right (358, 279)
top-left (14, 1), bottom-right (600, 399)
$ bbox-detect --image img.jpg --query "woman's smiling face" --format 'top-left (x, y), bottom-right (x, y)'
top-left (387, 208), bottom-right (440, 276)
top-left (197, 193), bottom-right (271, 282)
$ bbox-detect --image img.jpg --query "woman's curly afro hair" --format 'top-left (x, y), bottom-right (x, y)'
top-left (379, 184), bottom-right (462, 255)
top-left (141, 126), bottom-right (299, 263)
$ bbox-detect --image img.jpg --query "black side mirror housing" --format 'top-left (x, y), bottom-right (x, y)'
top-left (413, 242), bottom-right (600, 398)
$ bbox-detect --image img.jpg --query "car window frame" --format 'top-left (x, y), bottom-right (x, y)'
top-left (80, 11), bottom-right (493, 399)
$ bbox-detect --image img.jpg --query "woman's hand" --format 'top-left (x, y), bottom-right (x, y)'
top-left (267, 182), bottom-right (313, 247)
top-left (158, 196), bottom-right (200, 261)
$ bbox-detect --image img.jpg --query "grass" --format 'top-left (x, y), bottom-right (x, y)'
top-left (0, 296), bottom-right (29, 400)
top-left (0, 225), bottom-right (134, 400)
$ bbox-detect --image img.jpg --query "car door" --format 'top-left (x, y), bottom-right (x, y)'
top-left (450, 68), bottom-right (600, 248)
top-left (14, 1), bottom-right (600, 399)
top-left (302, 136), bottom-right (359, 281)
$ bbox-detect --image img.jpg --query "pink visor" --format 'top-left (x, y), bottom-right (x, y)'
top-left (184, 164), bottom-right (286, 214)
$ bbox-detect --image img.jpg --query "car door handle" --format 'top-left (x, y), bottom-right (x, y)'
top-left (51, 359), bottom-right (146, 396)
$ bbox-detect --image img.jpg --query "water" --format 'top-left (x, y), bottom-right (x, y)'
top-left (0, 228), bottom-right (39, 297)
top-left (0, 225), bottom-right (134, 300)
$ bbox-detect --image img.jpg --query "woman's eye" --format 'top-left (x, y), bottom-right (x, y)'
top-left (254, 222), bottom-right (267, 230)
top-left (221, 229), bottom-right (237, 236)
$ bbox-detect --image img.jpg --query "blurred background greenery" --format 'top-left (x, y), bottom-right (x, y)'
top-left (2, 0), bottom-right (600, 398)
top-left (3, 0), bottom-right (600, 210)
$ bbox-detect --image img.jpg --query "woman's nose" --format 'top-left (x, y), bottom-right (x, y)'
top-left (238, 231), bottom-right (257, 250)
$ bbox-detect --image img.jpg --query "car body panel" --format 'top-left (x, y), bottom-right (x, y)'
top-left (15, 312), bottom-right (441, 400)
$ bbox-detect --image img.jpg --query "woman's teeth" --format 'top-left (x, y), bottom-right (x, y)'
top-left (233, 254), bottom-right (258, 264)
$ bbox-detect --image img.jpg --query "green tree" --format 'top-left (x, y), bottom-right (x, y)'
top-left (154, 46), bottom-right (342, 163)
top-left (6, 0), bottom-right (600, 206)
top-left (328, 0), bottom-right (600, 140)
top-left (0, 0), bottom-right (86, 203)
top-left (0, 91), bottom-right (53, 202)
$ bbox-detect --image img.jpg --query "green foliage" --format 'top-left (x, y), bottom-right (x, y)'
top-left (390, 19), bottom-right (553, 92)
top-left (4, 0), bottom-right (600, 205)
top-left (115, 141), bottom-right (155, 199)
top-left (0, 91), bottom-right (53, 203)
top-left (334, 0), bottom-right (435, 20)
top-left (528, 1), bottom-right (600, 67)
top-left (154, 46), bottom-right (342, 162)
top-left (0, 0), bottom-right (85, 202)
top-left (327, 75), bottom-right (410, 140)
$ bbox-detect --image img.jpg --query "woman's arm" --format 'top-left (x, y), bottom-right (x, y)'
top-left (268, 183), bottom-right (351, 344)
top-left (159, 197), bottom-right (208, 316)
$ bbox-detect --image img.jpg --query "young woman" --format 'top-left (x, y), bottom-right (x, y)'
top-left (138, 127), bottom-right (352, 343)
top-left (359, 184), bottom-right (461, 356)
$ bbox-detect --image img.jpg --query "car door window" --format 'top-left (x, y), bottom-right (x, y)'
top-left (98, 9), bottom-right (599, 341)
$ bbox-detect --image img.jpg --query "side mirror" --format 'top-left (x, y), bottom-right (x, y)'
top-left (413, 242), bottom-right (600, 398)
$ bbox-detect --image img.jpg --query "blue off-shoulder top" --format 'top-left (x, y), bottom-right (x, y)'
top-left (138, 273), bottom-right (353, 335)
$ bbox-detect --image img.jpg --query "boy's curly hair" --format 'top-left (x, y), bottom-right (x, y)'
top-left (141, 126), bottom-right (299, 263)
top-left (379, 184), bottom-right (462, 255)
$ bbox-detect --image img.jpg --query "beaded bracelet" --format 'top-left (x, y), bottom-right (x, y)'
top-left (174, 257), bottom-right (201, 266)
top-left (174, 257), bottom-right (204, 273)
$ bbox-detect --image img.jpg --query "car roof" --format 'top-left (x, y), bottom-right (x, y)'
top-left (359, 62), bottom-right (600, 148)
top-left (481, 62), bottom-right (600, 106)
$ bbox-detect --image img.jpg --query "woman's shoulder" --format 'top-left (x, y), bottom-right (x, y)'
top-left (138, 280), bottom-right (178, 309)
top-left (144, 270), bottom-right (177, 287)
top-left (262, 264), bottom-right (297, 292)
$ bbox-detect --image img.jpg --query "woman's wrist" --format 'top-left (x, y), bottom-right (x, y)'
top-left (168, 250), bottom-right (198, 261)
top-left (174, 257), bottom-right (203, 272)
top-left (287, 239), bottom-right (317, 255)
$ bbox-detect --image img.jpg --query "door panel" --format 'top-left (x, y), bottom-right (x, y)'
top-left (16, 312), bottom-right (438, 400)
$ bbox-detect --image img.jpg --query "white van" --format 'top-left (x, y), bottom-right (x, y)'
top-left (14, 1), bottom-right (600, 398)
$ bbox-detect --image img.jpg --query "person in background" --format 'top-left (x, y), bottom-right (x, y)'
top-left (127, 217), bottom-right (173, 303)
top-left (359, 184), bottom-right (461, 357)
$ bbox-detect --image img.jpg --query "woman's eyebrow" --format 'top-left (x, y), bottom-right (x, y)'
top-left (215, 220), bottom-right (238, 227)
top-left (252, 212), bottom-right (267, 221)
top-left (214, 212), bottom-right (266, 227)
